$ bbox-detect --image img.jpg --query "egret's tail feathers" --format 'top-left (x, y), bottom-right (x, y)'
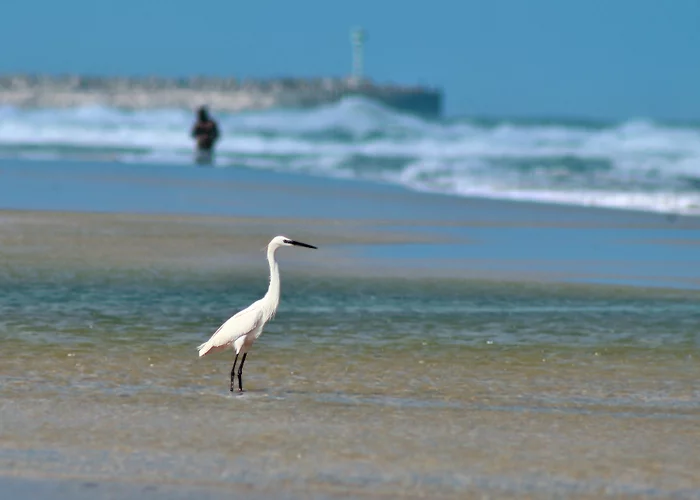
top-left (197, 341), bottom-right (212, 357)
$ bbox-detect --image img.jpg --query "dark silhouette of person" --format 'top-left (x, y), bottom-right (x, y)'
top-left (191, 106), bottom-right (220, 164)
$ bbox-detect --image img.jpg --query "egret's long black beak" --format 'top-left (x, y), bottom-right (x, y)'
top-left (290, 240), bottom-right (317, 249)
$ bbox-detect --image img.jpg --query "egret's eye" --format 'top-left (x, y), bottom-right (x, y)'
top-left (283, 239), bottom-right (292, 244)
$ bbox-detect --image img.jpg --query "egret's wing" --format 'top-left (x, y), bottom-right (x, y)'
top-left (206, 304), bottom-right (263, 349)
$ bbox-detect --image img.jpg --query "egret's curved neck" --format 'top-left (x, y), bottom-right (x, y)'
top-left (264, 246), bottom-right (281, 315)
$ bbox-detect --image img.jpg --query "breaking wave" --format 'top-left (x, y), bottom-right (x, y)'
top-left (1, 97), bottom-right (700, 214)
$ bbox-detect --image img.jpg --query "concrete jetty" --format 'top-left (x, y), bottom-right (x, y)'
top-left (0, 74), bottom-right (443, 118)
top-left (0, 29), bottom-right (443, 118)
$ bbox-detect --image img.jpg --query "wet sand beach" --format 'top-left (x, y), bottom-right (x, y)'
top-left (1, 159), bottom-right (700, 499)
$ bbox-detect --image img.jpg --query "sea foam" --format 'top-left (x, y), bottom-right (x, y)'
top-left (1, 97), bottom-right (700, 214)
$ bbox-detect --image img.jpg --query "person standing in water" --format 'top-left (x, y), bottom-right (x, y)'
top-left (191, 106), bottom-right (220, 164)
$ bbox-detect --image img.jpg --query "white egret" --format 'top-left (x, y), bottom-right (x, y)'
top-left (197, 235), bottom-right (317, 392)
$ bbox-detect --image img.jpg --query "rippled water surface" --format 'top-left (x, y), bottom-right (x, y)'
top-left (2, 266), bottom-right (700, 498)
top-left (2, 164), bottom-right (700, 497)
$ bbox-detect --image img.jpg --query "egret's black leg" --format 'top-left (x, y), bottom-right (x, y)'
top-left (237, 353), bottom-right (248, 392)
top-left (230, 353), bottom-right (239, 392)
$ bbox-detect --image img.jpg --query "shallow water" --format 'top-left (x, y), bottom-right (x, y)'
top-left (2, 267), bottom-right (700, 498)
top-left (2, 159), bottom-right (700, 497)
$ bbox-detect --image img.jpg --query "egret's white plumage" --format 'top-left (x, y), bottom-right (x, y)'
top-left (197, 235), bottom-right (317, 391)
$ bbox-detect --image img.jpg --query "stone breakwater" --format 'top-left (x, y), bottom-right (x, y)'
top-left (0, 74), bottom-right (443, 117)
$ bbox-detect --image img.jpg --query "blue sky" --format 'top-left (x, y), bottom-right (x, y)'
top-left (1, 0), bottom-right (698, 120)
